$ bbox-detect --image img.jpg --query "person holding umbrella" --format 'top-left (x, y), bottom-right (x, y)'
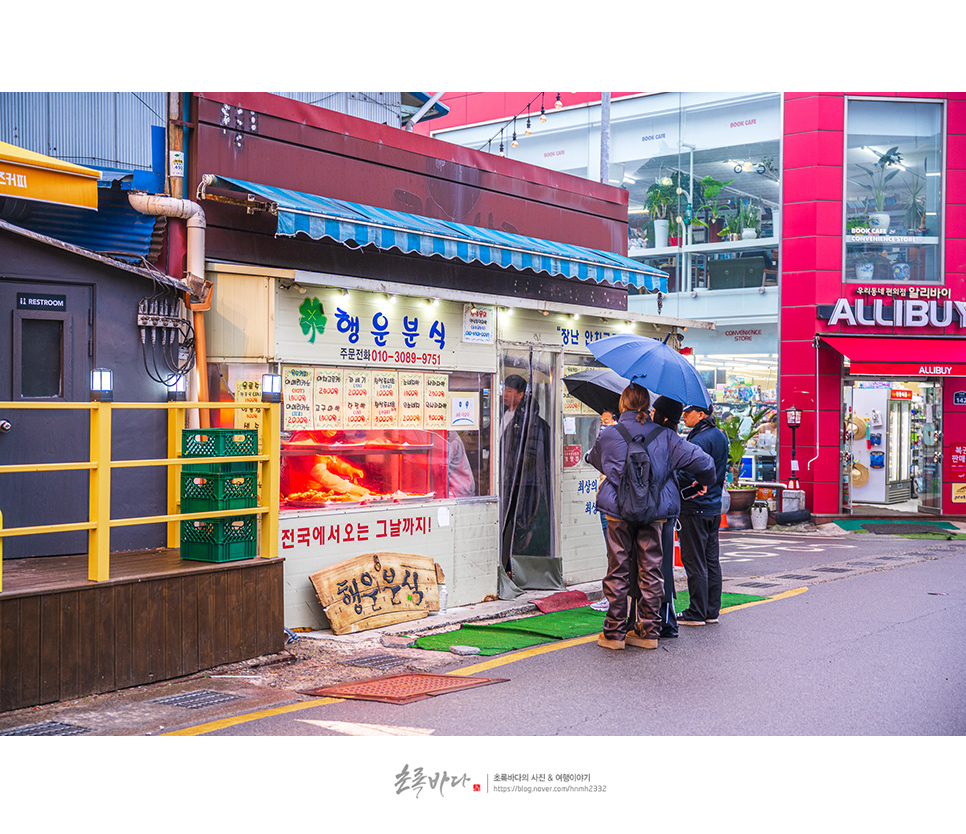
top-left (587, 383), bottom-right (715, 650)
top-left (675, 402), bottom-right (729, 626)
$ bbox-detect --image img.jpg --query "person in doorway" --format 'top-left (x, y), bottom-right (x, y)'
top-left (676, 403), bottom-right (730, 626)
top-left (500, 374), bottom-right (553, 573)
top-left (650, 396), bottom-right (686, 638)
top-left (587, 384), bottom-right (714, 650)
top-left (590, 409), bottom-right (618, 612)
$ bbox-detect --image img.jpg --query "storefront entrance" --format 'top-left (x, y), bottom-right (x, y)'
top-left (843, 377), bottom-right (943, 515)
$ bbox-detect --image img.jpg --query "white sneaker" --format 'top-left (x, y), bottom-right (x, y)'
top-left (590, 598), bottom-right (609, 611)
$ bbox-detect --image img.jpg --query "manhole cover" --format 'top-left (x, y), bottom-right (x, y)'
top-left (0, 721), bottom-right (89, 736)
top-left (341, 654), bottom-right (409, 670)
top-left (777, 574), bottom-right (816, 580)
top-left (300, 673), bottom-right (509, 705)
top-left (150, 689), bottom-right (245, 709)
top-left (814, 567), bottom-right (852, 573)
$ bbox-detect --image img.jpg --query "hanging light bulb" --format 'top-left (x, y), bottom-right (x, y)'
top-left (511, 117), bottom-right (518, 148)
top-left (554, 93), bottom-right (562, 109)
top-left (525, 116), bottom-right (532, 136)
top-left (539, 92), bottom-right (547, 122)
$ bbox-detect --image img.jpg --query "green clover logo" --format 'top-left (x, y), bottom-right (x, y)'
top-left (299, 297), bottom-right (327, 343)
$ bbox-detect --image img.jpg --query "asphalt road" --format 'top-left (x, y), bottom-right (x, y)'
top-left (203, 536), bottom-right (965, 737)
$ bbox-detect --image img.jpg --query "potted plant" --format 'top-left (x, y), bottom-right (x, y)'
top-left (720, 207), bottom-right (742, 241)
top-left (696, 175), bottom-right (734, 240)
top-left (668, 215), bottom-right (682, 247)
top-left (902, 173), bottom-right (926, 234)
top-left (719, 408), bottom-right (771, 526)
top-left (645, 181), bottom-right (676, 248)
top-left (750, 499), bottom-right (769, 530)
top-left (739, 198), bottom-right (762, 239)
top-left (853, 250), bottom-right (877, 281)
top-left (857, 146), bottom-right (902, 230)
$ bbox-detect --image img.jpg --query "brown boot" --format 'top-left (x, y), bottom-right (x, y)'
top-left (597, 633), bottom-right (625, 650)
top-left (625, 632), bottom-right (658, 649)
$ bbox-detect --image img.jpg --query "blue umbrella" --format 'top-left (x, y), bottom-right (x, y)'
top-left (589, 333), bottom-right (712, 409)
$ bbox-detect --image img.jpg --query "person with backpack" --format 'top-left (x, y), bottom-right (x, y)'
top-left (587, 384), bottom-right (715, 650)
top-left (675, 403), bottom-right (730, 626)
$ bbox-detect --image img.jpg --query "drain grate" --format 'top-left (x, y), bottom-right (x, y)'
top-left (876, 556), bottom-right (905, 561)
top-left (0, 721), bottom-right (89, 737)
top-left (813, 567), bottom-right (852, 573)
top-left (736, 581), bottom-right (781, 589)
top-left (341, 654), bottom-right (409, 670)
top-left (777, 574), bottom-right (816, 580)
top-left (300, 673), bottom-right (509, 705)
top-left (150, 689), bottom-right (246, 709)
top-left (847, 561), bottom-right (879, 566)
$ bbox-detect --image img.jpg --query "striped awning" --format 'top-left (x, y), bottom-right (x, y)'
top-left (200, 175), bottom-right (666, 291)
top-left (0, 141), bottom-right (100, 210)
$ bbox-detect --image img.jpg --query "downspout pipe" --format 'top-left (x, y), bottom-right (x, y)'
top-left (128, 193), bottom-right (211, 425)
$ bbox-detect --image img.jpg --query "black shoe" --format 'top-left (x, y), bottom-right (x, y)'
top-left (659, 627), bottom-right (678, 638)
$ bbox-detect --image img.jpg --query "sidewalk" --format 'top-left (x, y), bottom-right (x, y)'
top-left (1, 520), bottom-right (960, 736)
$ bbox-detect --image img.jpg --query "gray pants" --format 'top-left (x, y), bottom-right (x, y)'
top-left (677, 513), bottom-right (722, 621)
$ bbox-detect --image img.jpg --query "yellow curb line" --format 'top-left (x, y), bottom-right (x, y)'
top-left (161, 587), bottom-right (808, 736)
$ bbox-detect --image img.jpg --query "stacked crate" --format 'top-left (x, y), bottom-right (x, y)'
top-left (180, 429), bottom-right (258, 562)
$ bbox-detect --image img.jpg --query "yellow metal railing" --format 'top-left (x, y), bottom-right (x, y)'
top-left (0, 401), bottom-right (281, 592)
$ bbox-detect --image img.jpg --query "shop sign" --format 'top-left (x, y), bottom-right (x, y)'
top-left (825, 297), bottom-right (966, 329)
top-left (890, 389), bottom-right (912, 399)
top-left (848, 362), bottom-right (966, 376)
top-left (951, 445), bottom-right (966, 481)
top-left (563, 445), bottom-right (583, 468)
top-left (462, 305), bottom-right (495, 343)
top-left (952, 483), bottom-right (966, 503)
top-left (17, 292), bottom-right (66, 311)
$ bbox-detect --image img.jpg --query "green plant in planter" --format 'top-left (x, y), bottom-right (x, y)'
top-left (739, 199), bottom-right (762, 235)
top-left (846, 215), bottom-right (869, 233)
top-left (720, 209), bottom-right (742, 239)
top-left (697, 175), bottom-right (734, 223)
top-left (644, 181), bottom-right (676, 220)
top-left (720, 408), bottom-right (771, 486)
top-left (857, 146), bottom-right (903, 213)
top-left (902, 173), bottom-right (926, 233)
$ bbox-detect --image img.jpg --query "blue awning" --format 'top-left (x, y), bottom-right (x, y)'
top-left (200, 175), bottom-right (666, 292)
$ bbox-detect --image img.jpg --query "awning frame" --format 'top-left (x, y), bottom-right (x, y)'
top-left (197, 174), bottom-right (667, 292)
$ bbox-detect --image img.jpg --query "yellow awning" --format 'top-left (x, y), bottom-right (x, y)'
top-left (0, 140), bottom-right (100, 211)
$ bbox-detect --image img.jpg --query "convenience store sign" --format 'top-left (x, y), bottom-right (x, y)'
top-left (825, 297), bottom-right (966, 329)
top-left (281, 366), bottom-right (450, 431)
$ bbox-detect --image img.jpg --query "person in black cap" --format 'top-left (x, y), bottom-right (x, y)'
top-left (676, 402), bottom-right (729, 626)
top-left (650, 396), bottom-right (685, 637)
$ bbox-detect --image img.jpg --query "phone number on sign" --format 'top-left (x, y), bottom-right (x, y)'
top-left (371, 350), bottom-right (442, 366)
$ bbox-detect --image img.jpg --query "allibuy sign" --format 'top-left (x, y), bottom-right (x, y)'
top-left (825, 297), bottom-right (966, 329)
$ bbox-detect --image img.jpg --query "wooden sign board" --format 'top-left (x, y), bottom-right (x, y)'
top-left (310, 552), bottom-right (441, 635)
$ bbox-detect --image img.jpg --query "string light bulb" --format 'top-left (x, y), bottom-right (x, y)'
top-left (525, 117), bottom-right (532, 136)
top-left (554, 93), bottom-right (562, 109)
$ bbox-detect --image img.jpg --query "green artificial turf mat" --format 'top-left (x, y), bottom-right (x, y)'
top-left (834, 518), bottom-right (957, 532)
top-left (413, 591), bottom-right (768, 656)
top-left (897, 531), bottom-right (966, 541)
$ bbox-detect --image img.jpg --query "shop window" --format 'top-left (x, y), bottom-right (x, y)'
top-left (845, 99), bottom-right (943, 284)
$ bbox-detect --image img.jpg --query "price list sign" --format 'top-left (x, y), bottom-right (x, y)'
top-left (371, 370), bottom-right (399, 429)
top-left (234, 379), bottom-right (262, 430)
top-left (424, 373), bottom-right (449, 429)
top-left (282, 367), bottom-right (314, 430)
top-left (399, 371), bottom-right (424, 429)
top-left (343, 370), bottom-right (372, 429)
top-left (313, 368), bottom-right (343, 430)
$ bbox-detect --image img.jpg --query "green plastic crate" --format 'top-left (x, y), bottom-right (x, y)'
top-left (181, 471), bottom-right (257, 513)
top-left (182, 429), bottom-right (257, 473)
top-left (180, 516), bottom-right (256, 563)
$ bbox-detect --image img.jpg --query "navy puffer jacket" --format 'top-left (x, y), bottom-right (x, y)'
top-left (587, 410), bottom-right (715, 522)
top-left (677, 416), bottom-right (729, 516)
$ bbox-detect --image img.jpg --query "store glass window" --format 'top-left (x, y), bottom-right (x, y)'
top-left (210, 363), bottom-right (493, 509)
top-left (845, 99), bottom-right (944, 283)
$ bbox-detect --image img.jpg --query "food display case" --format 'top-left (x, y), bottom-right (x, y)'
top-left (280, 429), bottom-right (447, 507)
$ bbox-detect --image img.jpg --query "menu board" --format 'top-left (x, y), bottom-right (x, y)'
top-left (282, 366), bottom-right (314, 430)
top-left (562, 364), bottom-right (594, 416)
top-left (234, 379), bottom-right (262, 431)
top-left (371, 370), bottom-right (399, 429)
top-left (313, 368), bottom-right (343, 430)
top-left (343, 370), bottom-right (372, 429)
top-left (424, 373), bottom-right (449, 429)
top-left (399, 371), bottom-right (424, 429)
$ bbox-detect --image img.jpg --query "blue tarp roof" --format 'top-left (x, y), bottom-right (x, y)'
top-left (203, 175), bottom-right (666, 292)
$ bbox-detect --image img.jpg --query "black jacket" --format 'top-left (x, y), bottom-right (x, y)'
top-left (678, 416), bottom-right (729, 516)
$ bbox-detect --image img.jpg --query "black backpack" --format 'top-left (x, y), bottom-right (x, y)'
top-left (614, 423), bottom-right (669, 525)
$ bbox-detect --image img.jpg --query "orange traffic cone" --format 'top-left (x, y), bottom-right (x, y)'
top-left (720, 512), bottom-right (728, 530)
top-left (673, 529), bottom-right (682, 567)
